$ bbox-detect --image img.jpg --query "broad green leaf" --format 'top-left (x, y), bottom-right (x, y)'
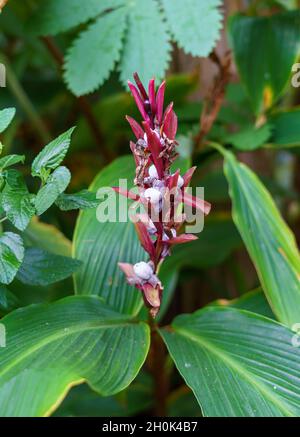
top-left (16, 248), bottom-right (82, 287)
top-left (23, 217), bottom-right (72, 257)
top-left (64, 8), bottom-right (126, 96)
top-left (0, 232), bottom-right (24, 285)
top-left (73, 156), bottom-right (146, 316)
top-left (212, 288), bottom-right (274, 320)
top-left (31, 128), bottom-right (75, 178)
top-left (30, 0), bottom-right (125, 36)
top-left (225, 123), bottom-right (272, 151)
top-left (161, 306), bottom-right (300, 417)
top-left (56, 190), bottom-right (98, 211)
top-left (119, 0), bottom-right (171, 85)
top-left (228, 11), bottom-right (300, 114)
top-left (0, 108), bottom-right (15, 133)
top-left (35, 166), bottom-right (71, 215)
top-left (2, 170), bottom-right (35, 231)
top-left (162, 0), bottom-right (222, 57)
top-left (270, 108), bottom-right (300, 146)
top-left (0, 285), bottom-right (19, 315)
top-left (0, 295), bottom-right (150, 417)
top-left (228, 289), bottom-right (275, 319)
top-left (55, 371), bottom-right (152, 417)
top-left (222, 149), bottom-right (300, 328)
top-left (0, 154), bottom-right (25, 170)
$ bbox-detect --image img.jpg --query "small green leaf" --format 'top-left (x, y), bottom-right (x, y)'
top-left (64, 8), bottom-right (126, 96)
top-left (0, 232), bottom-right (24, 285)
top-left (16, 247), bottom-right (82, 286)
top-left (35, 166), bottom-right (71, 215)
top-left (0, 295), bottom-right (150, 417)
top-left (55, 190), bottom-right (98, 211)
top-left (31, 128), bottom-right (75, 178)
top-left (2, 170), bottom-right (35, 231)
top-left (0, 154), bottom-right (25, 170)
top-left (0, 108), bottom-right (16, 133)
top-left (161, 306), bottom-right (300, 417)
top-left (23, 217), bottom-right (72, 257)
top-left (162, 0), bottom-right (222, 57)
top-left (228, 11), bottom-right (300, 114)
top-left (30, 0), bottom-right (125, 36)
top-left (119, 0), bottom-right (171, 85)
top-left (226, 288), bottom-right (275, 320)
top-left (222, 149), bottom-right (300, 328)
top-left (0, 285), bottom-right (20, 315)
top-left (269, 108), bottom-right (300, 146)
top-left (225, 123), bottom-right (272, 151)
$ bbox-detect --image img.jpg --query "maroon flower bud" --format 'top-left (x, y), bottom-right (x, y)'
top-left (117, 73), bottom-right (211, 317)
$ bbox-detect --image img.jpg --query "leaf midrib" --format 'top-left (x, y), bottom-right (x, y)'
top-left (174, 325), bottom-right (294, 417)
top-left (0, 319), bottom-right (137, 381)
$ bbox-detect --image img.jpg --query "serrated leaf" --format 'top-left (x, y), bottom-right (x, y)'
top-left (162, 0), bottom-right (222, 57)
top-left (0, 154), bottom-right (25, 170)
top-left (222, 149), bottom-right (300, 328)
top-left (0, 285), bottom-right (20, 315)
top-left (73, 156), bottom-right (146, 316)
top-left (64, 8), bottom-right (126, 96)
top-left (30, 0), bottom-right (125, 36)
top-left (161, 306), bottom-right (300, 417)
top-left (0, 108), bottom-right (16, 133)
top-left (55, 190), bottom-right (98, 211)
top-left (0, 232), bottom-right (24, 285)
top-left (225, 123), bottom-right (272, 151)
top-left (35, 166), bottom-right (71, 215)
top-left (228, 11), bottom-right (300, 114)
top-left (31, 128), bottom-right (75, 178)
top-left (119, 0), bottom-right (171, 85)
top-left (16, 247), bottom-right (81, 287)
top-left (0, 295), bottom-right (150, 417)
top-left (2, 170), bottom-right (35, 231)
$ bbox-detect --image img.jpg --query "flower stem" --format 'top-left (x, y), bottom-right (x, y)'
top-left (147, 314), bottom-right (169, 416)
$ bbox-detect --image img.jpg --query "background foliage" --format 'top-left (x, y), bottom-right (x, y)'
top-left (0, 0), bottom-right (300, 417)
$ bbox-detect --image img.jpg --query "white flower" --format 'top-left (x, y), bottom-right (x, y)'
top-left (133, 261), bottom-right (153, 281)
top-left (177, 175), bottom-right (184, 188)
top-left (148, 164), bottom-right (158, 179)
top-left (144, 187), bottom-right (162, 205)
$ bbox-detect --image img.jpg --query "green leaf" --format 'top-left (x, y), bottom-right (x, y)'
top-left (228, 11), bottom-right (300, 114)
top-left (119, 0), bottom-right (171, 85)
top-left (0, 232), bottom-right (24, 285)
top-left (0, 295), bottom-right (150, 417)
top-left (0, 154), bottom-right (25, 170)
top-left (162, 0), bottom-right (222, 57)
top-left (225, 123), bottom-right (272, 151)
top-left (0, 108), bottom-right (16, 133)
top-left (16, 248), bottom-right (82, 287)
top-left (64, 8), bottom-right (126, 96)
top-left (31, 128), bottom-right (75, 178)
top-left (23, 217), bottom-right (72, 257)
top-left (227, 288), bottom-right (275, 320)
top-left (30, 0), bottom-right (125, 36)
top-left (55, 190), bottom-right (98, 211)
top-left (222, 149), bottom-right (300, 328)
top-left (2, 170), bottom-right (35, 231)
top-left (269, 108), bottom-right (300, 146)
top-left (0, 285), bottom-right (20, 315)
top-left (161, 306), bottom-right (300, 417)
top-left (73, 156), bottom-right (146, 316)
top-left (35, 166), bottom-right (71, 215)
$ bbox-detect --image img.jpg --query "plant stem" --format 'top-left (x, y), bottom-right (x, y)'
top-left (0, 216), bottom-right (8, 224)
top-left (1, 55), bottom-right (51, 143)
top-left (147, 314), bottom-right (169, 416)
top-left (41, 36), bottom-right (113, 163)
